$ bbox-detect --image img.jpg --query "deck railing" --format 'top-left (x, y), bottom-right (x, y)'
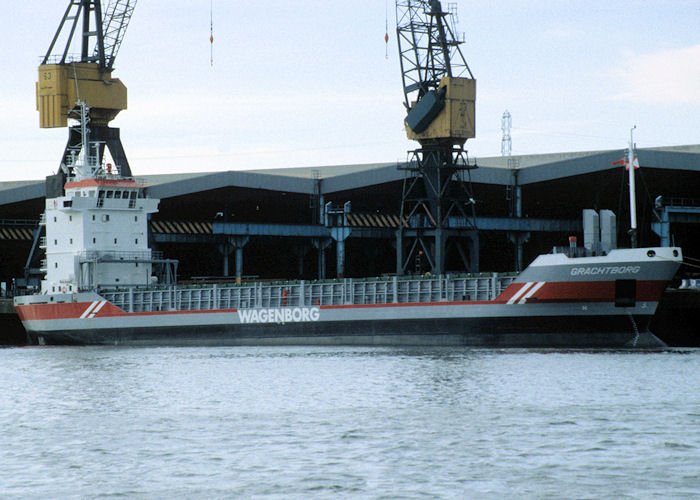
top-left (101, 274), bottom-right (517, 313)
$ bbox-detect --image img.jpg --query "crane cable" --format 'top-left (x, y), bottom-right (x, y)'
top-left (210, 0), bottom-right (214, 66)
top-left (384, 0), bottom-right (389, 59)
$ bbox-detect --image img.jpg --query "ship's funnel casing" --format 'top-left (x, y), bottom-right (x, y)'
top-left (599, 209), bottom-right (617, 255)
top-left (582, 209), bottom-right (601, 256)
top-left (582, 209), bottom-right (618, 256)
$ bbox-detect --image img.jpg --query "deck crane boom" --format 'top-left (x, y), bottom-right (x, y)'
top-left (395, 0), bottom-right (479, 275)
top-left (37, 0), bottom-right (137, 179)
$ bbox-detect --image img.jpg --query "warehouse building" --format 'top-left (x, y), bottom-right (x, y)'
top-left (1, 144), bottom-right (698, 290)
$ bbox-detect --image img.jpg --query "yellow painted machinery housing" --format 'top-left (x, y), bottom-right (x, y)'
top-left (36, 63), bottom-right (127, 128)
top-left (405, 76), bottom-right (476, 145)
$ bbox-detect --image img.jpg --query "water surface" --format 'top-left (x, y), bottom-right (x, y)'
top-left (1, 346), bottom-right (698, 498)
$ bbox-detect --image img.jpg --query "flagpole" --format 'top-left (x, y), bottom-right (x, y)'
top-left (628, 126), bottom-right (637, 248)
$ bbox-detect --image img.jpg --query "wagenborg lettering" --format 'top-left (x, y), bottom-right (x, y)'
top-left (237, 306), bottom-right (321, 324)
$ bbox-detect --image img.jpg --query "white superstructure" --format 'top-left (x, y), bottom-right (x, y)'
top-left (40, 102), bottom-right (159, 294)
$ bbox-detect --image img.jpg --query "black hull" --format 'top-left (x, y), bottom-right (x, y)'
top-left (29, 314), bottom-right (663, 348)
top-left (650, 290), bottom-right (700, 347)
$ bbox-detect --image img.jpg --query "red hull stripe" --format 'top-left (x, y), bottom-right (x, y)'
top-left (14, 302), bottom-right (240, 321)
top-left (495, 280), bottom-right (667, 304)
top-left (15, 279), bottom-right (668, 321)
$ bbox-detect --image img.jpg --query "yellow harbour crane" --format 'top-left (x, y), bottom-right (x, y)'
top-left (37, 0), bottom-right (136, 177)
top-left (394, 0), bottom-right (478, 275)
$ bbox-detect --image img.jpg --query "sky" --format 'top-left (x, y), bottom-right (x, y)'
top-left (1, 0), bottom-right (699, 181)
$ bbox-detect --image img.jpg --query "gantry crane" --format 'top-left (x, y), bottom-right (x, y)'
top-left (394, 0), bottom-right (479, 275)
top-left (37, 0), bottom-right (137, 180)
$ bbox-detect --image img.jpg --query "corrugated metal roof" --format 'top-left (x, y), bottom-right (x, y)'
top-left (2, 145), bottom-right (698, 204)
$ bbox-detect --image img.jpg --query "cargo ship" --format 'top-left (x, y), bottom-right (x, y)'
top-left (13, 108), bottom-right (683, 347)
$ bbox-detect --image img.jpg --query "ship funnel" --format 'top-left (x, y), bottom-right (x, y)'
top-left (582, 209), bottom-right (617, 256)
top-left (582, 209), bottom-right (601, 256)
top-left (599, 210), bottom-right (617, 254)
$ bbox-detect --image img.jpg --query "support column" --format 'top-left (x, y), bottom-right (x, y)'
top-left (507, 179), bottom-right (526, 272)
top-left (508, 232), bottom-right (530, 272)
top-left (217, 240), bottom-right (233, 277)
top-left (395, 230), bottom-right (403, 275)
top-left (467, 230), bottom-right (479, 274)
top-left (433, 228), bottom-right (446, 276)
top-left (312, 238), bottom-right (332, 280)
top-left (651, 205), bottom-right (670, 247)
top-left (330, 227), bottom-right (351, 278)
top-left (292, 244), bottom-right (310, 277)
top-left (230, 236), bottom-right (249, 284)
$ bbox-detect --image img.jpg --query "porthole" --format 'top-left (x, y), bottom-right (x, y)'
top-left (673, 249), bottom-right (679, 257)
top-left (647, 250), bottom-right (656, 258)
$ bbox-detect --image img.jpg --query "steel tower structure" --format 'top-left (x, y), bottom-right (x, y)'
top-left (395, 0), bottom-right (479, 275)
top-left (501, 110), bottom-right (512, 157)
top-left (38, 0), bottom-right (137, 179)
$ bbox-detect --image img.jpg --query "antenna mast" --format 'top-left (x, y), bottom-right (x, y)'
top-left (628, 126), bottom-right (637, 248)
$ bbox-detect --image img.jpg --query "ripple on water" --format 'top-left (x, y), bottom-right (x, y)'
top-left (0, 346), bottom-right (699, 498)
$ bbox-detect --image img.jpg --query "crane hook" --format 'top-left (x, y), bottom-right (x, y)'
top-left (210, 0), bottom-right (214, 67)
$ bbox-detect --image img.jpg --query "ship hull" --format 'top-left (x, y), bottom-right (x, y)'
top-left (19, 302), bottom-right (661, 348)
top-left (15, 247), bottom-right (682, 348)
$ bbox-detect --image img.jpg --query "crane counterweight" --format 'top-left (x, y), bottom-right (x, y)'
top-left (405, 76), bottom-right (475, 143)
top-left (37, 63), bottom-right (127, 128)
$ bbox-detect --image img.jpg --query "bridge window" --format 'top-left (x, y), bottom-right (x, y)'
top-left (114, 191), bottom-right (122, 199)
top-left (106, 191), bottom-right (114, 199)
